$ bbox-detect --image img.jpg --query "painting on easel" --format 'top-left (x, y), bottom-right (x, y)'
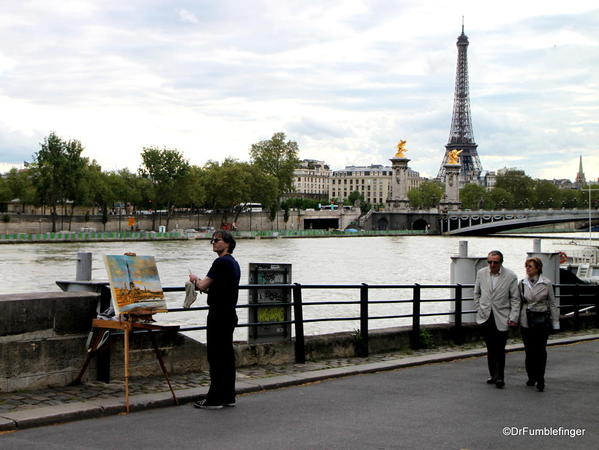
top-left (103, 255), bottom-right (167, 315)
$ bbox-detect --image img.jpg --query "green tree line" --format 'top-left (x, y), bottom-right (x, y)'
top-left (459, 170), bottom-right (599, 210)
top-left (0, 132), bottom-right (300, 231)
top-left (394, 171), bottom-right (598, 211)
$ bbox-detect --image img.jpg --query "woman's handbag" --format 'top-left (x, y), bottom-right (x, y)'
top-left (527, 310), bottom-right (552, 331)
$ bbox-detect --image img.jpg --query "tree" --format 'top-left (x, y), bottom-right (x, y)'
top-left (532, 181), bottom-right (561, 209)
top-left (487, 187), bottom-right (513, 209)
top-left (560, 189), bottom-right (580, 209)
top-left (85, 163), bottom-right (115, 230)
top-left (249, 132), bottom-right (300, 198)
top-left (495, 170), bottom-right (534, 208)
top-left (173, 165), bottom-right (206, 211)
top-left (202, 159), bottom-right (252, 225)
top-left (408, 181), bottom-right (444, 209)
top-left (245, 163), bottom-right (278, 220)
top-left (581, 184), bottom-right (599, 209)
top-left (459, 183), bottom-right (487, 210)
top-left (30, 132), bottom-right (86, 231)
top-left (0, 176), bottom-right (11, 202)
top-left (347, 190), bottom-right (364, 206)
top-left (6, 168), bottom-right (37, 205)
top-left (139, 147), bottom-right (190, 230)
top-left (106, 169), bottom-right (145, 211)
top-left (63, 141), bottom-right (88, 230)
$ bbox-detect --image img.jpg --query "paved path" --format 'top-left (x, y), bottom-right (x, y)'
top-left (1, 334), bottom-right (598, 448)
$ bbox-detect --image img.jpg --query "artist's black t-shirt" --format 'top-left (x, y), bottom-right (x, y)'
top-left (206, 254), bottom-right (241, 314)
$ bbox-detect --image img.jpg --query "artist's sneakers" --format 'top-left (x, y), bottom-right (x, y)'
top-left (193, 399), bottom-right (236, 409)
top-left (194, 399), bottom-right (223, 410)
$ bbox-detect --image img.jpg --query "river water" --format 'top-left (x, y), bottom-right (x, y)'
top-left (0, 232), bottom-right (591, 341)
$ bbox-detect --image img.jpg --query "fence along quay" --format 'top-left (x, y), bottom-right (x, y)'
top-left (63, 239), bottom-right (599, 364)
top-left (162, 280), bottom-right (599, 363)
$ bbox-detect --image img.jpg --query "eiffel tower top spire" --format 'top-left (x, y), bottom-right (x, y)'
top-left (437, 22), bottom-right (483, 185)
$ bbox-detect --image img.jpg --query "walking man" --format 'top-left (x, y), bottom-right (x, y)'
top-left (189, 230), bottom-right (241, 408)
top-left (473, 250), bottom-right (520, 388)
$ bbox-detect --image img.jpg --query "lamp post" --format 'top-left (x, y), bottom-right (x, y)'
top-left (582, 187), bottom-right (595, 243)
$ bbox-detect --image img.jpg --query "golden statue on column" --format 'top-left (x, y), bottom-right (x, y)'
top-left (394, 140), bottom-right (408, 158)
top-left (447, 149), bottom-right (463, 164)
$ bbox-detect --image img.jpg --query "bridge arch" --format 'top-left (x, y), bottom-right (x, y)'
top-left (377, 217), bottom-right (389, 230)
top-left (412, 219), bottom-right (429, 231)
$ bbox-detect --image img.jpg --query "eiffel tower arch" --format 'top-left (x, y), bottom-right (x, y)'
top-left (437, 24), bottom-right (483, 186)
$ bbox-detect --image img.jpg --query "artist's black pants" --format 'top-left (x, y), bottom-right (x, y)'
top-left (206, 312), bottom-right (238, 404)
top-left (521, 326), bottom-right (548, 384)
top-left (482, 312), bottom-right (508, 380)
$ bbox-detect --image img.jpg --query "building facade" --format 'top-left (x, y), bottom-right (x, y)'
top-left (292, 159), bottom-right (331, 199)
top-left (329, 164), bottom-right (423, 206)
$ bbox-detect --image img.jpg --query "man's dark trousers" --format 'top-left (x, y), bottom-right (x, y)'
top-left (206, 312), bottom-right (237, 404)
top-left (482, 311), bottom-right (508, 380)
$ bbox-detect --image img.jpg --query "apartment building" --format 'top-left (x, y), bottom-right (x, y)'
top-left (292, 159), bottom-right (331, 199)
top-left (329, 165), bottom-right (423, 205)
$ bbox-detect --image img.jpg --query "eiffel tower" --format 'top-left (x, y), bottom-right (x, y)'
top-left (437, 23), bottom-right (483, 185)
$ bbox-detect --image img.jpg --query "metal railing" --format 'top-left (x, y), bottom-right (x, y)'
top-left (162, 283), bottom-right (599, 363)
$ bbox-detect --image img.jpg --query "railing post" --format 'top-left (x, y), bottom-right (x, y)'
top-left (595, 285), bottom-right (599, 329)
top-left (453, 284), bottom-right (463, 345)
top-left (573, 284), bottom-right (581, 331)
top-left (358, 283), bottom-right (369, 357)
top-left (292, 283), bottom-right (305, 364)
top-left (411, 284), bottom-right (421, 349)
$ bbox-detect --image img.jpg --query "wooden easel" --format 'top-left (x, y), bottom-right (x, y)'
top-left (74, 316), bottom-right (180, 413)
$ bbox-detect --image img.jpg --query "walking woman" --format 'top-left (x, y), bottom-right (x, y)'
top-left (519, 257), bottom-right (560, 391)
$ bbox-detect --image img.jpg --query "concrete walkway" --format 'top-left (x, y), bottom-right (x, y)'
top-left (1, 331), bottom-right (598, 432)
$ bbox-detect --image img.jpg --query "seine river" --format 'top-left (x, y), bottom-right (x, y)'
top-left (0, 233), bottom-right (591, 341)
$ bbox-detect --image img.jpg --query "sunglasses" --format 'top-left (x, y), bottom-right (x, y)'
top-left (210, 238), bottom-right (223, 244)
top-left (487, 260), bottom-right (501, 265)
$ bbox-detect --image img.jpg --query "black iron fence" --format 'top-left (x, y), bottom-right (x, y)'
top-left (162, 283), bottom-right (599, 363)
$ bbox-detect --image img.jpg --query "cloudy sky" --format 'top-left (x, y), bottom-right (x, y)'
top-left (0, 0), bottom-right (598, 181)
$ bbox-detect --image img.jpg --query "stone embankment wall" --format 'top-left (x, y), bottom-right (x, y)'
top-left (1, 210), bottom-right (362, 234)
top-left (1, 291), bottom-right (596, 392)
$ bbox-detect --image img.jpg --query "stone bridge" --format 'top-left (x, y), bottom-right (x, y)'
top-left (442, 209), bottom-right (599, 235)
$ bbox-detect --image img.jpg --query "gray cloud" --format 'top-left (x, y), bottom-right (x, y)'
top-left (0, 2), bottom-right (597, 180)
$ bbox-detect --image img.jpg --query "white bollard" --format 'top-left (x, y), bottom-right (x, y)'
top-left (450, 241), bottom-right (486, 323)
top-left (76, 252), bottom-right (92, 281)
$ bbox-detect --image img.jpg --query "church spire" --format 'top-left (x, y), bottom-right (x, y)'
top-left (575, 155), bottom-right (586, 188)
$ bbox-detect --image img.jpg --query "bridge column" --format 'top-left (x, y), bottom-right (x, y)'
top-left (386, 156), bottom-right (411, 211)
top-left (439, 163), bottom-right (461, 212)
top-left (449, 240), bottom-right (486, 323)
